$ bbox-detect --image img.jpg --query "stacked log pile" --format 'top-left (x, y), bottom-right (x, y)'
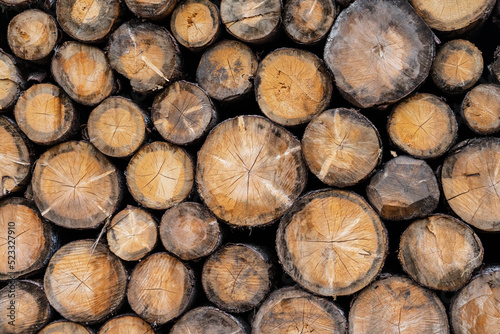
top-left (0, 0), bottom-right (500, 333)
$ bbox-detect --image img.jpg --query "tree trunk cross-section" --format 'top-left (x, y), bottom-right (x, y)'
top-left (196, 115), bottom-right (307, 227)
top-left (170, 0), bottom-right (221, 51)
top-left (366, 156), bottom-right (440, 221)
top-left (410, 0), bottom-right (496, 35)
top-left (276, 189), bottom-right (388, 297)
top-left (388, 93), bottom-right (458, 159)
top-left (324, 0), bottom-right (435, 109)
top-left (451, 267), bottom-right (500, 334)
top-left (399, 214), bottom-right (483, 291)
top-left (108, 21), bottom-right (183, 93)
top-left (0, 280), bottom-right (51, 334)
top-left (152, 80), bottom-right (217, 145)
top-left (39, 321), bottom-right (93, 334)
top-left (88, 96), bottom-right (147, 158)
top-left (44, 240), bottom-right (127, 324)
top-left (252, 286), bottom-right (347, 334)
top-left (127, 252), bottom-right (195, 325)
top-left (32, 140), bottom-right (122, 229)
top-left (14, 83), bottom-right (78, 146)
top-left (202, 243), bottom-right (272, 313)
top-left (0, 50), bottom-right (23, 112)
top-left (124, 0), bottom-right (177, 20)
top-left (170, 306), bottom-right (248, 334)
top-left (126, 141), bottom-right (194, 210)
top-left (349, 276), bottom-right (450, 334)
top-left (56, 0), bottom-right (120, 43)
top-left (442, 137), bottom-right (500, 232)
top-left (0, 116), bottom-right (31, 199)
top-left (283, 0), bottom-right (336, 45)
top-left (107, 206), bottom-right (158, 262)
top-left (220, 0), bottom-right (281, 44)
top-left (51, 41), bottom-right (114, 106)
top-left (432, 39), bottom-right (483, 95)
top-left (7, 9), bottom-right (58, 62)
top-left (98, 315), bottom-right (155, 334)
top-left (0, 198), bottom-right (54, 281)
top-left (255, 48), bottom-right (333, 126)
top-left (160, 202), bottom-right (221, 261)
top-left (461, 84), bottom-right (500, 135)
top-left (302, 108), bottom-right (382, 187)
top-left (196, 40), bottom-right (258, 102)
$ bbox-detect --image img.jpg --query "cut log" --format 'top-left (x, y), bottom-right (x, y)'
top-left (51, 41), bottom-right (115, 106)
top-left (366, 156), bottom-right (440, 221)
top-left (441, 137), bottom-right (500, 231)
top-left (196, 40), bottom-right (258, 102)
top-left (252, 286), bottom-right (346, 334)
top-left (7, 9), bottom-right (58, 62)
top-left (170, 306), bottom-right (248, 334)
top-left (44, 239), bottom-right (127, 324)
top-left (98, 315), bottom-right (155, 334)
top-left (399, 214), bottom-right (483, 291)
top-left (124, 0), bottom-right (177, 20)
top-left (432, 39), bottom-right (483, 94)
top-left (0, 0), bottom-right (32, 7)
top-left (0, 280), bottom-right (51, 334)
top-left (56, 0), bottom-right (120, 43)
top-left (410, 0), bottom-right (496, 35)
top-left (170, 0), bottom-right (220, 51)
top-left (388, 93), bottom-right (458, 158)
top-left (14, 83), bottom-right (78, 146)
top-left (152, 80), bottom-right (217, 145)
top-left (302, 108), bottom-right (382, 187)
top-left (0, 50), bottom-right (23, 111)
top-left (201, 243), bottom-right (272, 313)
top-left (127, 252), bottom-right (195, 325)
top-left (461, 84), bottom-right (500, 135)
top-left (39, 321), bottom-right (93, 334)
top-left (196, 115), bottom-right (307, 227)
top-left (107, 206), bottom-right (158, 262)
top-left (0, 197), bottom-right (54, 280)
top-left (32, 140), bottom-right (122, 229)
top-left (126, 141), bottom-right (193, 210)
top-left (283, 0), bottom-right (336, 45)
top-left (220, 0), bottom-right (281, 44)
top-left (450, 267), bottom-right (500, 334)
top-left (324, 0), bottom-right (435, 108)
top-left (349, 276), bottom-right (450, 333)
top-left (160, 202), bottom-right (221, 261)
top-left (254, 48), bottom-right (333, 126)
top-left (0, 116), bottom-right (31, 199)
top-left (276, 189), bottom-right (388, 297)
top-left (108, 20), bottom-right (182, 93)
top-left (87, 96), bottom-right (148, 158)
